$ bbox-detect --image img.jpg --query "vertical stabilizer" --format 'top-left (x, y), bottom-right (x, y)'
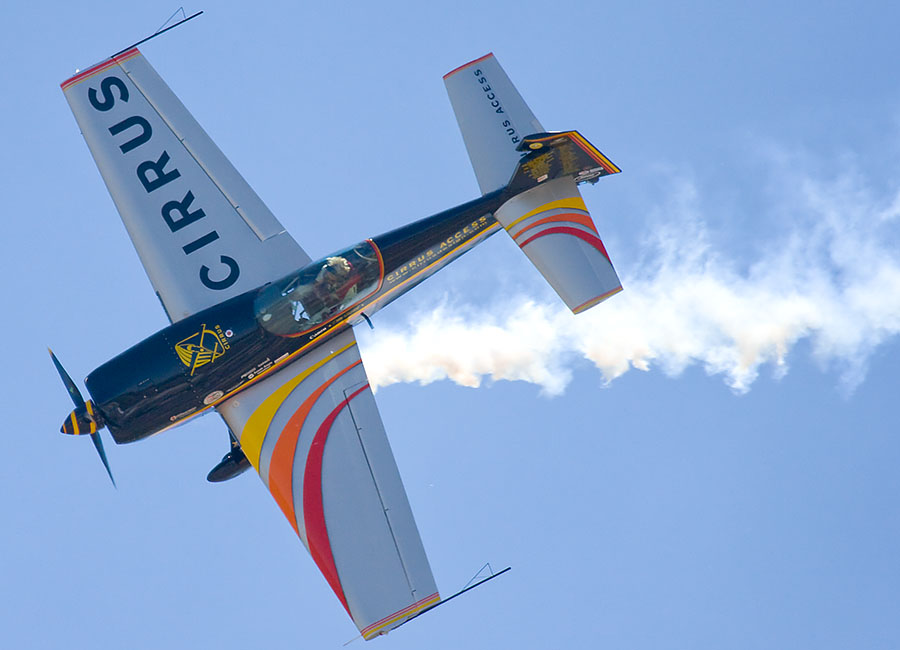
top-left (444, 54), bottom-right (543, 194)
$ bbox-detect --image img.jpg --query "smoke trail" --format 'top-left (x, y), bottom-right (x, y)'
top-left (360, 158), bottom-right (900, 395)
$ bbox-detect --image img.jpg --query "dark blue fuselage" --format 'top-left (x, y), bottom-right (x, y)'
top-left (87, 190), bottom-right (506, 443)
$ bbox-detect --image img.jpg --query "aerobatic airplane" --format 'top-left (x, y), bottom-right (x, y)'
top-left (53, 23), bottom-right (622, 640)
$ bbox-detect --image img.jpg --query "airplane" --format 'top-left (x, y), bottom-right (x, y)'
top-left (53, 26), bottom-right (622, 640)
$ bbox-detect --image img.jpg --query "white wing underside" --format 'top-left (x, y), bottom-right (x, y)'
top-left (61, 48), bottom-right (311, 322)
top-left (216, 328), bottom-right (439, 639)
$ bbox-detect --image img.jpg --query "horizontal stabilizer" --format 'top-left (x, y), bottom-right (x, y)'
top-left (496, 176), bottom-right (622, 313)
top-left (508, 131), bottom-right (620, 194)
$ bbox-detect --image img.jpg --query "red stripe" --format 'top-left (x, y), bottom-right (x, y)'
top-left (511, 212), bottom-right (598, 240)
top-left (443, 52), bottom-right (493, 79)
top-left (303, 383), bottom-right (370, 614)
top-left (61, 48), bottom-right (140, 90)
top-left (267, 360), bottom-right (361, 536)
top-left (518, 226), bottom-right (612, 263)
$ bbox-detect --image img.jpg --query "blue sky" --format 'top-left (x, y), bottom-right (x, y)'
top-left (3, 1), bottom-right (900, 648)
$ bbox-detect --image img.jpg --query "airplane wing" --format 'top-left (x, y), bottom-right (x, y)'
top-left (216, 327), bottom-right (440, 639)
top-left (61, 49), bottom-right (311, 322)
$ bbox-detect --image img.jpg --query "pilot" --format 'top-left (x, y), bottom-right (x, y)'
top-left (317, 256), bottom-right (359, 305)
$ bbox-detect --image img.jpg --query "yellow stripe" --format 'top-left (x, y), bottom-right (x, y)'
top-left (239, 340), bottom-right (358, 471)
top-left (519, 131), bottom-right (620, 174)
top-left (70, 411), bottom-right (79, 436)
top-left (85, 400), bottom-right (97, 433)
top-left (503, 197), bottom-right (587, 232)
top-left (570, 131), bottom-right (621, 173)
top-left (361, 593), bottom-right (441, 639)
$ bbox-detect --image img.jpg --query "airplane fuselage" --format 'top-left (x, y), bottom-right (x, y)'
top-left (87, 189), bottom-right (508, 443)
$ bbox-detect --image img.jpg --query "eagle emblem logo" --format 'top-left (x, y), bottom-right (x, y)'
top-left (175, 324), bottom-right (228, 375)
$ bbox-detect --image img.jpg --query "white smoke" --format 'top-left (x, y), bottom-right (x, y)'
top-left (360, 155), bottom-right (900, 395)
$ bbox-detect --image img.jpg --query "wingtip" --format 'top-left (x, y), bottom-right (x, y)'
top-left (443, 52), bottom-right (494, 80)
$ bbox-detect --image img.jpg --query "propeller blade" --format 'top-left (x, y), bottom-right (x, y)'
top-left (50, 349), bottom-right (116, 488)
top-left (48, 348), bottom-right (85, 408)
top-left (90, 432), bottom-right (116, 488)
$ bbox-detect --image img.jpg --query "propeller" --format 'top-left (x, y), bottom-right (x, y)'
top-left (49, 348), bottom-right (116, 487)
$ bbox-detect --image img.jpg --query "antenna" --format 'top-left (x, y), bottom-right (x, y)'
top-left (112, 9), bottom-right (204, 57)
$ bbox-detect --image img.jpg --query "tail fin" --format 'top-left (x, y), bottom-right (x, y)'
top-left (445, 54), bottom-right (622, 313)
top-left (444, 53), bottom-right (543, 195)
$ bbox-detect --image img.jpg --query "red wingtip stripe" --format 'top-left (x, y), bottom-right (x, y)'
top-left (61, 48), bottom-right (141, 90)
top-left (443, 52), bottom-right (493, 79)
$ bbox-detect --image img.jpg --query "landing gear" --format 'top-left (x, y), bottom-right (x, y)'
top-left (207, 436), bottom-right (251, 482)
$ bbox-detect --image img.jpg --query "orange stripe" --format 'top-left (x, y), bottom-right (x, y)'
top-left (370, 592), bottom-right (437, 625)
top-left (239, 340), bottom-right (358, 470)
top-left (443, 53), bottom-right (493, 79)
top-left (267, 359), bottom-right (362, 536)
top-left (572, 286), bottom-right (623, 314)
top-left (511, 212), bottom-right (597, 240)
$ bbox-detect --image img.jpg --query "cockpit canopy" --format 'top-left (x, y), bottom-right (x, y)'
top-left (254, 241), bottom-right (382, 336)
